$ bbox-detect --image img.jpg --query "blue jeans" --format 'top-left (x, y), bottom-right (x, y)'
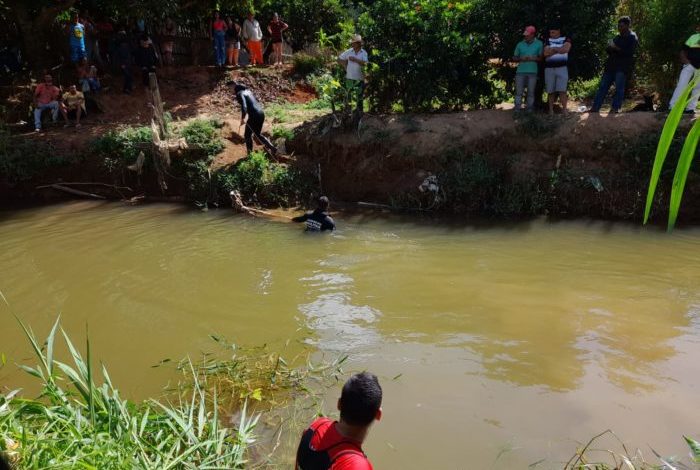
top-left (214, 31), bottom-right (226, 66)
top-left (34, 101), bottom-right (59, 129)
top-left (592, 70), bottom-right (626, 112)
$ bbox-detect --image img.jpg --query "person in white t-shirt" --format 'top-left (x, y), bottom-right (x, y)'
top-left (338, 34), bottom-right (368, 113)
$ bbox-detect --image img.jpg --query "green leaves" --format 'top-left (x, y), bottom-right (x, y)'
top-left (685, 435), bottom-right (700, 463)
top-left (644, 71), bottom-right (700, 230)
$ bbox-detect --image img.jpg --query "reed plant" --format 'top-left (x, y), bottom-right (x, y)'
top-left (644, 71), bottom-right (700, 230)
top-left (0, 317), bottom-right (258, 469)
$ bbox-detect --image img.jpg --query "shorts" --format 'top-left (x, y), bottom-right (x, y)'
top-left (271, 39), bottom-right (283, 44)
top-left (70, 45), bottom-right (87, 63)
top-left (227, 41), bottom-right (240, 50)
top-left (545, 66), bottom-right (568, 93)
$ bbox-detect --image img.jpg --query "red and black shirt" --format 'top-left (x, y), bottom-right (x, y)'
top-left (296, 418), bottom-right (373, 470)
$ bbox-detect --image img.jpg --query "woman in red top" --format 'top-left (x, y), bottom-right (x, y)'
top-left (267, 13), bottom-right (288, 67)
top-left (211, 11), bottom-right (227, 67)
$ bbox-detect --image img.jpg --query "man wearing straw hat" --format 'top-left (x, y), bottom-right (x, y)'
top-left (338, 34), bottom-right (368, 114)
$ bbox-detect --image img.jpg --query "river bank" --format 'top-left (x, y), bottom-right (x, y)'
top-left (2, 66), bottom-right (698, 224)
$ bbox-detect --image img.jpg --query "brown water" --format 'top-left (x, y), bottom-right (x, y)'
top-left (2, 202), bottom-right (700, 469)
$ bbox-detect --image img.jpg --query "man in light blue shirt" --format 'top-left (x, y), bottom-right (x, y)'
top-left (68, 13), bottom-right (86, 63)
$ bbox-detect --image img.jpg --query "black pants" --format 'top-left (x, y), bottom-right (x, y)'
top-left (121, 66), bottom-right (133, 93)
top-left (141, 66), bottom-right (156, 87)
top-left (244, 114), bottom-right (276, 153)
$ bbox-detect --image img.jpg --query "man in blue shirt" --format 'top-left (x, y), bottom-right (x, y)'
top-left (513, 26), bottom-right (544, 112)
top-left (68, 13), bottom-right (86, 63)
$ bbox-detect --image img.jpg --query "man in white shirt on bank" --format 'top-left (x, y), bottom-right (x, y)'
top-left (338, 34), bottom-right (368, 114)
top-left (242, 11), bottom-right (264, 66)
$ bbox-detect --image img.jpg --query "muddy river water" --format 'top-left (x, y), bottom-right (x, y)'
top-left (1, 202), bottom-right (700, 468)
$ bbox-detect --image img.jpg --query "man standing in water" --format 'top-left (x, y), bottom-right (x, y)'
top-left (292, 196), bottom-right (336, 232)
top-left (230, 81), bottom-right (277, 155)
top-left (296, 372), bottom-right (381, 469)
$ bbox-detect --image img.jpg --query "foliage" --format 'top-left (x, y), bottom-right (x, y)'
top-left (568, 77), bottom-right (601, 101)
top-left (309, 71), bottom-right (345, 111)
top-left (619, 0), bottom-right (700, 106)
top-left (91, 125), bottom-right (153, 171)
top-left (0, 127), bottom-right (67, 182)
top-left (271, 126), bottom-right (295, 141)
top-left (0, 317), bottom-right (257, 469)
top-left (644, 72), bottom-right (700, 230)
top-left (217, 151), bottom-right (313, 206)
top-left (178, 118), bottom-right (225, 160)
top-left (516, 113), bottom-right (561, 138)
top-left (475, 0), bottom-right (618, 81)
top-left (292, 53), bottom-right (328, 77)
top-left (358, 0), bottom-right (497, 112)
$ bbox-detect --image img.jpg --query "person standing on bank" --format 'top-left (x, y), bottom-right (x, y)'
top-left (211, 11), bottom-right (227, 67)
top-left (669, 23), bottom-right (700, 114)
top-left (242, 11), bottom-right (264, 66)
top-left (225, 16), bottom-right (241, 67)
top-left (231, 81), bottom-right (277, 155)
top-left (591, 16), bottom-right (638, 114)
top-left (338, 35), bottom-right (368, 114)
top-left (292, 196), bottom-right (336, 232)
top-left (513, 26), bottom-right (544, 113)
top-left (543, 24), bottom-right (572, 115)
top-left (268, 13), bottom-right (288, 67)
top-left (296, 372), bottom-right (381, 469)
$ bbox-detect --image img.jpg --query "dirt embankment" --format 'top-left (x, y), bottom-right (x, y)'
top-left (289, 111), bottom-right (700, 222)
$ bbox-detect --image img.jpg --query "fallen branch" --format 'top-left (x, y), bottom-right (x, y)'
top-left (36, 184), bottom-right (106, 200)
top-left (38, 182), bottom-right (133, 192)
top-left (230, 190), bottom-right (292, 221)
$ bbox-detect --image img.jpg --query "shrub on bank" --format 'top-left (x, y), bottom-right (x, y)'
top-left (0, 127), bottom-right (67, 182)
top-left (292, 53), bottom-right (327, 77)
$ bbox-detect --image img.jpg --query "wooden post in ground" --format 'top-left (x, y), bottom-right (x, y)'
top-left (148, 72), bottom-right (170, 192)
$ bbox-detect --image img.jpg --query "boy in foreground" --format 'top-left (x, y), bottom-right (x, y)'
top-left (296, 372), bottom-right (382, 469)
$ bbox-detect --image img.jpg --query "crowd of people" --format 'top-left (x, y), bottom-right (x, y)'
top-left (513, 17), bottom-right (700, 115)
top-left (32, 9), bottom-right (292, 132)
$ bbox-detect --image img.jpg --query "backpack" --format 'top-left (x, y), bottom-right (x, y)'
top-left (296, 419), bottom-right (367, 470)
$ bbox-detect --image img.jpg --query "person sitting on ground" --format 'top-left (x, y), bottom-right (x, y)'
top-left (591, 16), bottom-right (638, 114)
top-left (60, 84), bottom-right (85, 127)
top-left (669, 23), bottom-right (700, 114)
top-left (512, 25), bottom-right (544, 113)
top-left (231, 81), bottom-right (278, 155)
top-left (292, 196), bottom-right (336, 232)
top-left (225, 16), bottom-right (241, 67)
top-left (67, 13), bottom-right (87, 64)
top-left (543, 24), bottom-right (572, 115)
top-left (33, 73), bottom-right (61, 132)
top-left (134, 35), bottom-right (158, 88)
top-left (242, 11), bottom-right (264, 66)
top-left (268, 13), bottom-right (288, 67)
top-left (338, 35), bottom-right (368, 115)
top-left (296, 371), bottom-right (381, 469)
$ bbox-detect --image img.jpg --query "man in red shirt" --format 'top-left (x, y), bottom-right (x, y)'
top-left (296, 372), bottom-right (382, 470)
top-left (33, 74), bottom-right (61, 132)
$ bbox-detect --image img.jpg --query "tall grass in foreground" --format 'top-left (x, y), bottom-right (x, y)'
top-left (0, 318), bottom-right (258, 469)
top-left (562, 429), bottom-right (700, 469)
top-left (644, 71), bottom-right (700, 230)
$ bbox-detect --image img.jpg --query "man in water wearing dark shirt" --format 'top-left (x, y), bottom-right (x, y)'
top-left (230, 81), bottom-right (277, 155)
top-left (293, 196), bottom-right (336, 232)
top-left (591, 16), bottom-right (638, 114)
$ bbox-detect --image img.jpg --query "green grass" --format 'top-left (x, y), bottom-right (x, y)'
top-left (0, 127), bottom-right (68, 182)
top-left (0, 316), bottom-right (257, 469)
top-left (178, 118), bottom-right (225, 160)
top-left (271, 126), bottom-right (295, 141)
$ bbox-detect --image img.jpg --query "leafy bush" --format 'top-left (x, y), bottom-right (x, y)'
top-left (179, 118), bottom-right (225, 160)
top-left (0, 128), bottom-right (67, 182)
top-left (271, 126), bottom-right (295, 141)
top-left (91, 126), bottom-right (153, 171)
top-left (358, 0), bottom-right (498, 112)
top-left (216, 151), bottom-right (312, 205)
top-left (292, 53), bottom-right (327, 77)
top-left (568, 77), bottom-right (601, 101)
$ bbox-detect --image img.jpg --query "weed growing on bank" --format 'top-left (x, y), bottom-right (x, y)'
top-left (0, 318), bottom-right (257, 469)
top-left (0, 126), bottom-right (68, 182)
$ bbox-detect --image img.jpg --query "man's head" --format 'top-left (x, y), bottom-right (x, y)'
top-left (618, 16), bottom-right (631, 34)
top-left (523, 25), bottom-right (536, 42)
top-left (72, 13), bottom-right (79, 24)
top-left (248, 11), bottom-right (255, 20)
top-left (350, 34), bottom-right (363, 51)
top-left (69, 84), bottom-right (77, 94)
top-left (44, 74), bottom-right (53, 85)
top-left (338, 372), bottom-right (382, 427)
top-left (317, 196), bottom-right (330, 211)
top-left (549, 24), bottom-right (561, 39)
top-left (273, 12), bottom-right (279, 22)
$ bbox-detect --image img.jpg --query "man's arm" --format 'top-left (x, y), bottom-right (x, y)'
top-left (280, 22), bottom-right (288, 32)
top-left (238, 93), bottom-right (248, 121)
top-left (338, 49), bottom-right (349, 67)
top-left (292, 213), bottom-right (309, 223)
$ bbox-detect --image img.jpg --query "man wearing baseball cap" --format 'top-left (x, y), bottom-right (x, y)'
top-left (338, 35), bottom-right (368, 115)
top-left (513, 26), bottom-right (544, 113)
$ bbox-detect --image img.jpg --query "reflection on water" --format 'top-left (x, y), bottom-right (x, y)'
top-left (2, 203), bottom-right (700, 468)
